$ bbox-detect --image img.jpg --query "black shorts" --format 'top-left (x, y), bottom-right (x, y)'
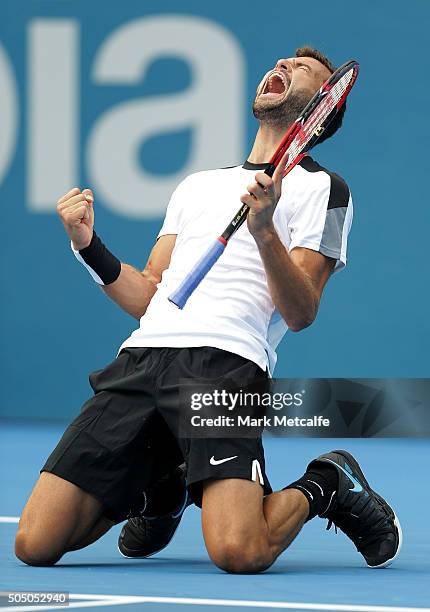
top-left (42, 347), bottom-right (272, 522)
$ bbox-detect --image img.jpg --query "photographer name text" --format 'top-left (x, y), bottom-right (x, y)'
top-left (189, 415), bottom-right (330, 428)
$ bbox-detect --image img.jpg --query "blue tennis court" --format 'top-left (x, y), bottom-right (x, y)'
top-left (1, 421), bottom-right (428, 612)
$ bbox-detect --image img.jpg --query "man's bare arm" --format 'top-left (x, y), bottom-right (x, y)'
top-left (240, 158), bottom-right (335, 331)
top-left (102, 235), bottom-right (176, 319)
top-left (56, 186), bottom-right (176, 319)
top-left (252, 233), bottom-right (334, 330)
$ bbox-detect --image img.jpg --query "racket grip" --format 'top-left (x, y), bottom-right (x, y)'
top-left (168, 238), bottom-right (226, 309)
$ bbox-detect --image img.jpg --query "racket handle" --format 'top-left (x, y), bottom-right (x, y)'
top-left (168, 238), bottom-right (226, 309)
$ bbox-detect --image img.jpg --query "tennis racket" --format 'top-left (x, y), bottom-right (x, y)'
top-left (169, 59), bottom-right (359, 309)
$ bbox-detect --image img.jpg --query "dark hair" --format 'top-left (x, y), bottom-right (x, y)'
top-left (295, 46), bottom-right (346, 145)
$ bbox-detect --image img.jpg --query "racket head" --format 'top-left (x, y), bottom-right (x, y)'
top-left (268, 60), bottom-right (359, 176)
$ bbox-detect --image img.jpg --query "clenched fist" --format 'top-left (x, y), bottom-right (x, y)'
top-left (56, 187), bottom-right (95, 251)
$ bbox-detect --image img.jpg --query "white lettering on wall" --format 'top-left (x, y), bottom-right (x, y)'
top-left (0, 43), bottom-right (18, 187)
top-left (28, 20), bottom-right (79, 210)
top-left (88, 15), bottom-right (245, 219)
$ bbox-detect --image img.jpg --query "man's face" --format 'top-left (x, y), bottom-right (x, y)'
top-left (253, 56), bottom-right (331, 128)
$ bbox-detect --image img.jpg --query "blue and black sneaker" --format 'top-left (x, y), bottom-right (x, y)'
top-left (307, 450), bottom-right (402, 568)
top-left (118, 464), bottom-right (191, 559)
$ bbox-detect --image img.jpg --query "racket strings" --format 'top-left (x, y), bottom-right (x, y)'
top-left (285, 68), bottom-right (355, 170)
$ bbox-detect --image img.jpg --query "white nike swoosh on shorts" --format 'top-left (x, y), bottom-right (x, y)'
top-left (210, 455), bottom-right (238, 466)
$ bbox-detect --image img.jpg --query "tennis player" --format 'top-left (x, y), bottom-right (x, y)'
top-left (15, 47), bottom-right (401, 572)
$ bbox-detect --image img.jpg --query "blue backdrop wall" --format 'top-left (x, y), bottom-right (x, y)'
top-left (1, 0), bottom-right (429, 419)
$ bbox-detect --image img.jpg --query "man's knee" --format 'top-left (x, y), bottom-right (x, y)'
top-left (202, 478), bottom-right (273, 573)
top-left (208, 537), bottom-right (273, 574)
top-left (15, 472), bottom-right (106, 565)
top-left (15, 527), bottom-right (63, 566)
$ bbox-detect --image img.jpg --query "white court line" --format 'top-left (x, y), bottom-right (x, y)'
top-left (1, 594), bottom-right (430, 612)
top-left (0, 516), bottom-right (19, 523)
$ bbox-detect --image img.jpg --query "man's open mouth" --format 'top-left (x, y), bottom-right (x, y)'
top-left (260, 71), bottom-right (289, 97)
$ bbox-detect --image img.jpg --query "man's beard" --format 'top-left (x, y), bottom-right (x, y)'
top-left (252, 89), bottom-right (312, 130)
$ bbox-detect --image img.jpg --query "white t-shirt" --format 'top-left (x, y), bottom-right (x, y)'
top-left (119, 157), bottom-right (353, 374)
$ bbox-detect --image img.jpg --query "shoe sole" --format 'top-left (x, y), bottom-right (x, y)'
top-left (330, 450), bottom-right (403, 569)
top-left (368, 513), bottom-right (403, 568)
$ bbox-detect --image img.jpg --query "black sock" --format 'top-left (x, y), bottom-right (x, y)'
top-left (143, 466), bottom-right (186, 517)
top-left (284, 464), bottom-right (338, 521)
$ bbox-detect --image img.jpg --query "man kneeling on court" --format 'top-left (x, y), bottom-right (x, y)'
top-left (15, 46), bottom-right (401, 572)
